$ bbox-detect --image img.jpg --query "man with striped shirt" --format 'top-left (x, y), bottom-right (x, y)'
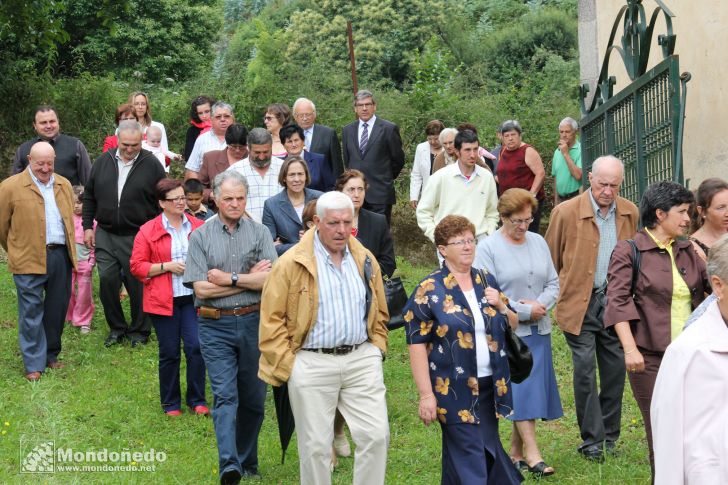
top-left (259, 191), bottom-right (390, 485)
top-left (183, 170), bottom-right (277, 484)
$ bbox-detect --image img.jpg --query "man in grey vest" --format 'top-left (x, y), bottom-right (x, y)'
top-left (12, 105), bottom-right (92, 186)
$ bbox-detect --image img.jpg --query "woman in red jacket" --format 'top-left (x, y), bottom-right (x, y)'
top-left (130, 178), bottom-right (208, 416)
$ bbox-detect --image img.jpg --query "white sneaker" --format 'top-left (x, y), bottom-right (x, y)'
top-left (80, 326), bottom-right (91, 334)
top-left (333, 434), bottom-right (351, 457)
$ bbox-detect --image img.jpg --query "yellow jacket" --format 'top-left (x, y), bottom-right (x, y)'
top-left (259, 229), bottom-right (389, 386)
top-left (0, 169), bottom-right (76, 274)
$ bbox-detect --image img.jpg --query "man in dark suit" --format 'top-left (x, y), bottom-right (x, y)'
top-left (293, 97), bottom-right (344, 178)
top-left (341, 90), bottom-right (405, 224)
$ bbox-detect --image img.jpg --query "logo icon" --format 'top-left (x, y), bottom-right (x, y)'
top-left (20, 439), bottom-right (55, 473)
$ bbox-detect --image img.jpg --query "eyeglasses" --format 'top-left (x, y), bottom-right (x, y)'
top-left (263, 116), bottom-right (276, 121)
top-left (355, 102), bottom-right (374, 108)
top-left (165, 196), bottom-right (186, 203)
top-left (446, 238), bottom-right (476, 247)
top-left (295, 112), bottom-right (314, 119)
top-left (228, 144), bottom-right (247, 151)
top-left (508, 217), bottom-right (534, 226)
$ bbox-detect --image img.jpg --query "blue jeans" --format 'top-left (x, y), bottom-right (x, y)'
top-left (198, 311), bottom-right (266, 476)
top-left (150, 295), bottom-right (206, 412)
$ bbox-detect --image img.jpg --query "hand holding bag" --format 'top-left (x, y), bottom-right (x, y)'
top-left (477, 269), bottom-right (533, 383)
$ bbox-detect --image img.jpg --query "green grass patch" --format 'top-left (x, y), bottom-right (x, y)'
top-left (0, 260), bottom-right (650, 483)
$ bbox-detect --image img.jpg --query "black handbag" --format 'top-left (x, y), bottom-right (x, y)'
top-left (477, 269), bottom-right (533, 383)
top-left (383, 275), bottom-right (408, 330)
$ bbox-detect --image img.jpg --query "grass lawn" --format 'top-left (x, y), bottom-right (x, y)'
top-left (0, 257), bottom-right (651, 484)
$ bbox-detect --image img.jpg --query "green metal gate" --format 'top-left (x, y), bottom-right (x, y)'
top-left (579, 0), bottom-right (690, 203)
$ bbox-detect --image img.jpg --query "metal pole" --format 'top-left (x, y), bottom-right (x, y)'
top-left (347, 21), bottom-right (358, 94)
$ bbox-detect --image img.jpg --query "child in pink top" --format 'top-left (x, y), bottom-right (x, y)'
top-left (66, 186), bottom-right (96, 333)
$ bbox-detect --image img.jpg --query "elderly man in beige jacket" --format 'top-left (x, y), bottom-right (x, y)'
top-left (259, 191), bottom-right (389, 485)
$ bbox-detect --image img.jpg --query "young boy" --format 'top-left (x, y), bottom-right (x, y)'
top-left (184, 179), bottom-right (212, 221)
top-left (143, 125), bottom-right (181, 172)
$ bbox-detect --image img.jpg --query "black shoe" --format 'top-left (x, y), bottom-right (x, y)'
top-left (241, 468), bottom-right (262, 480)
top-left (578, 444), bottom-right (605, 463)
top-left (604, 440), bottom-right (617, 456)
top-left (104, 333), bottom-right (126, 347)
top-left (130, 336), bottom-right (149, 348)
top-left (220, 468), bottom-right (242, 485)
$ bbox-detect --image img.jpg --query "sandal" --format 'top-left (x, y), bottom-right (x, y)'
top-left (528, 461), bottom-right (555, 477)
top-left (511, 459), bottom-right (528, 472)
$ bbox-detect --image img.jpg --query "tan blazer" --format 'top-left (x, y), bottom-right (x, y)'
top-left (544, 191), bottom-right (638, 335)
top-left (0, 169), bottom-right (76, 274)
top-left (258, 229), bottom-right (389, 386)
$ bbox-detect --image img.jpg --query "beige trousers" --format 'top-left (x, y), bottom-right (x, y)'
top-left (288, 342), bottom-right (390, 485)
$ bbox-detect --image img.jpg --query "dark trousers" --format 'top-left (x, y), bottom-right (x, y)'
top-left (14, 247), bottom-right (72, 372)
top-left (563, 291), bottom-right (625, 448)
top-left (440, 377), bottom-right (523, 485)
top-left (528, 198), bottom-right (545, 233)
top-left (198, 312), bottom-right (267, 476)
top-left (95, 227), bottom-right (151, 338)
top-left (363, 201), bottom-right (392, 225)
top-left (150, 295), bottom-right (206, 412)
top-left (628, 348), bottom-right (662, 482)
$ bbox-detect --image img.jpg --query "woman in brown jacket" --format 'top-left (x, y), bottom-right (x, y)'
top-left (604, 181), bottom-right (710, 482)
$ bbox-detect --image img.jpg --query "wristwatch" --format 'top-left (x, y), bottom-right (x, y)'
top-left (231, 272), bottom-right (238, 287)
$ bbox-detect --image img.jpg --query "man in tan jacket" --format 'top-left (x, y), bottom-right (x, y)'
top-left (0, 141), bottom-right (76, 381)
top-left (545, 155), bottom-right (638, 462)
top-left (259, 191), bottom-right (390, 485)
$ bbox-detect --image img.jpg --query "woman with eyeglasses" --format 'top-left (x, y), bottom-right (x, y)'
top-left (130, 178), bottom-right (208, 417)
top-left (103, 103), bottom-right (138, 152)
top-left (198, 124), bottom-right (249, 210)
top-left (475, 188), bottom-right (562, 478)
top-left (404, 214), bottom-right (523, 484)
top-left (263, 103), bottom-right (291, 158)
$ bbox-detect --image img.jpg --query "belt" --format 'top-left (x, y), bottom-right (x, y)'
top-left (197, 304), bottom-right (260, 320)
top-left (302, 342), bottom-right (364, 356)
top-left (46, 244), bottom-right (65, 250)
top-left (219, 304), bottom-right (260, 316)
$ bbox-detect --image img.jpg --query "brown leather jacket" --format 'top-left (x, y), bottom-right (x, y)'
top-left (604, 229), bottom-right (709, 352)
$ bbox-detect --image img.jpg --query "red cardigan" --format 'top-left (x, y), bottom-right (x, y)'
top-left (130, 213), bottom-right (204, 316)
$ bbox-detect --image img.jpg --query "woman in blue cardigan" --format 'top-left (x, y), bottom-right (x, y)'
top-left (404, 215), bottom-right (523, 485)
top-left (261, 156), bottom-right (322, 255)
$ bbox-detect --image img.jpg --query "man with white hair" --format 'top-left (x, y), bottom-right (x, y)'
top-left (83, 120), bottom-right (165, 348)
top-left (545, 155), bottom-right (638, 462)
top-left (551, 117), bottom-right (583, 204)
top-left (292, 97), bottom-right (343, 177)
top-left (184, 102), bottom-right (235, 179)
top-left (259, 190), bottom-right (390, 485)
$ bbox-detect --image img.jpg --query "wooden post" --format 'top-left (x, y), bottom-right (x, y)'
top-left (347, 21), bottom-right (358, 94)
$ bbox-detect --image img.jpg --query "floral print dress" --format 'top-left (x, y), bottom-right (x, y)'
top-left (404, 264), bottom-right (514, 425)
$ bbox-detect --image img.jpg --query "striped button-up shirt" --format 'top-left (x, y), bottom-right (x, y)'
top-left (227, 157), bottom-right (284, 223)
top-left (303, 231), bottom-right (367, 349)
top-left (29, 168), bottom-right (66, 245)
top-left (589, 189), bottom-right (617, 289)
top-left (183, 215), bottom-right (278, 309)
top-left (162, 213), bottom-right (193, 298)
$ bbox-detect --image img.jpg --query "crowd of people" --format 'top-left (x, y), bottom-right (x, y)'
top-left (2, 90), bottom-right (727, 485)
